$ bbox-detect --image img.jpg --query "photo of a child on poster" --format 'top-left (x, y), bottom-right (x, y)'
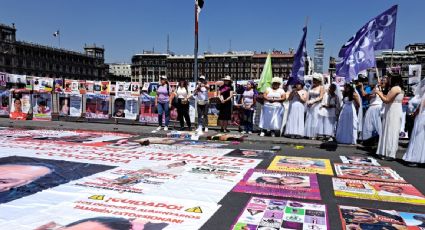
top-left (32, 93), bottom-right (52, 121)
top-left (0, 156), bottom-right (114, 204)
top-left (10, 93), bottom-right (30, 120)
top-left (59, 95), bottom-right (70, 116)
top-left (85, 94), bottom-right (110, 119)
top-left (0, 90), bottom-right (10, 116)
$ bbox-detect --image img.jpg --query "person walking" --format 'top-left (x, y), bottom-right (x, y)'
top-left (194, 75), bottom-right (209, 134)
top-left (174, 79), bottom-right (191, 131)
top-left (241, 81), bottom-right (256, 134)
top-left (336, 83), bottom-right (361, 144)
top-left (375, 75), bottom-right (404, 160)
top-left (259, 77), bottom-right (286, 137)
top-left (284, 81), bottom-right (308, 138)
top-left (318, 83), bottom-right (340, 141)
top-left (217, 76), bottom-right (234, 132)
top-left (305, 74), bottom-right (325, 139)
top-left (153, 76), bottom-right (171, 132)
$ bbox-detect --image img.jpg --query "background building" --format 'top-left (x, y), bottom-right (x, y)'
top-left (0, 23), bottom-right (106, 80)
top-left (108, 63), bottom-right (131, 78)
top-left (131, 51), bottom-right (168, 83)
top-left (406, 43), bottom-right (425, 76)
top-left (314, 35), bottom-right (325, 74)
top-left (376, 50), bottom-right (417, 89)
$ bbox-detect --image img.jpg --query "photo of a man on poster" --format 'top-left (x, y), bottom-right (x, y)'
top-left (10, 97), bottom-right (27, 120)
top-left (113, 98), bottom-right (125, 118)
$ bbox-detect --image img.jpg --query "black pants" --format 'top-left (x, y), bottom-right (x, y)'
top-left (177, 100), bottom-right (191, 129)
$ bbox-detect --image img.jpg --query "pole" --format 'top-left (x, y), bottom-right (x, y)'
top-left (194, 3), bottom-right (198, 83)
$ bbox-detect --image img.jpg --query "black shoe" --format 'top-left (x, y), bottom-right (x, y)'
top-left (179, 127), bottom-right (186, 131)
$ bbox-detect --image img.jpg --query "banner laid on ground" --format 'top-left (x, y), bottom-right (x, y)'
top-left (339, 205), bottom-right (425, 229)
top-left (334, 164), bottom-right (406, 183)
top-left (333, 178), bottom-right (425, 205)
top-left (31, 93), bottom-right (52, 121)
top-left (232, 169), bottom-right (321, 200)
top-left (339, 156), bottom-right (380, 166)
top-left (231, 197), bottom-right (328, 230)
top-left (0, 188), bottom-right (220, 230)
top-left (268, 156), bottom-right (334, 175)
top-left (0, 90), bottom-right (10, 116)
top-left (86, 94), bottom-right (110, 119)
top-left (225, 149), bottom-right (275, 159)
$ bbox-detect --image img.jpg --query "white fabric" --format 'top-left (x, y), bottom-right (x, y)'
top-left (259, 103), bottom-right (284, 131)
top-left (176, 87), bottom-right (188, 99)
top-left (403, 94), bottom-right (425, 163)
top-left (336, 98), bottom-right (358, 144)
top-left (376, 92), bottom-right (404, 158)
top-left (305, 90), bottom-right (321, 138)
top-left (285, 91), bottom-right (306, 136)
top-left (355, 90), bottom-right (363, 134)
top-left (318, 116), bottom-right (336, 137)
top-left (265, 87), bottom-right (285, 106)
top-left (319, 93), bottom-right (338, 118)
top-left (362, 103), bottom-right (383, 140)
top-left (196, 85), bottom-right (208, 101)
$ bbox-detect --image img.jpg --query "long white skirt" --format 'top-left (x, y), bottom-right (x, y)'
top-left (376, 103), bottom-right (402, 158)
top-left (403, 112), bottom-right (425, 163)
top-left (259, 103), bottom-right (284, 131)
top-left (336, 102), bottom-right (358, 144)
top-left (304, 103), bottom-right (320, 138)
top-left (318, 116), bottom-right (336, 137)
top-left (362, 104), bottom-right (382, 140)
top-left (285, 101), bottom-right (305, 136)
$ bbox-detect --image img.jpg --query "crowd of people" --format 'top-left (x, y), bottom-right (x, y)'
top-left (152, 74), bottom-right (425, 166)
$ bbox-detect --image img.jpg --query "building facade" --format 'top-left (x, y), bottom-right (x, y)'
top-left (131, 52), bottom-right (168, 83)
top-left (376, 50), bottom-right (417, 89)
top-left (406, 43), bottom-right (425, 77)
top-left (314, 36), bottom-right (325, 74)
top-left (0, 23), bottom-right (106, 80)
top-left (108, 63), bottom-right (132, 78)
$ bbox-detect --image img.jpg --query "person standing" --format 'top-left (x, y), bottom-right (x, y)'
top-left (362, 82), bottom-right (383, 141)
top-left (375, 75), bottom-right (404, 160)
top-left (318, 83), bottom-right (340, 141)
top-left (241, 81), bottom-right (256, 134)
top-left (259, 77), bottom-right (286, 137)
top-left (305, 74), bottom-right (325, 139)
top-left (336, 84), bottom-right (361, 145)
top-left (194, 75), bottom-right (209, 134)
top-left (217, 76), bottom-right (234, 132)
top-left (174, 80), bottom-right (191, 131)
top-left (284, 81), bottom-right (308, 138)
top-left (153, 76), bottom-right (171, 132)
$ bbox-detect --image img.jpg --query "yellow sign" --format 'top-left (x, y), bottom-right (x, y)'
top-left (185, 206), bottom-right (203, 213)
top-left (88, 195), bottom-right (105, 200)
top-left (268, 156), bottom-right (333, 175)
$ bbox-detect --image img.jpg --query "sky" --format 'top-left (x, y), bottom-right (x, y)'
top-left (1, 0), bottom-right (425, 70)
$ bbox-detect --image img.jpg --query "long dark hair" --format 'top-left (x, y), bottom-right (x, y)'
top-left (343, 83), bottom-right (355, 101)
top-left (178, 79), bottom-right (188, 92)
top-left (388, 74), bottom-right (403, 90)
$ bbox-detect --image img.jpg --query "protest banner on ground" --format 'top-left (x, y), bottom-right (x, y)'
top-left (334, 164), bottom-right (406, 183)
top-left (333, 178), bottom-right (425, 205)
top-left (31, 93), bottom-right (52, 121)
top-left (399, 211), bottom-right (425, 229)
top-left (225, 149), bottom-right (275, 159)
top-left (231, 196), bottom-right (328, 230)
top-left (339, 156), bottom-right (380, 166)
top-left (268, 156), bottom-right (334, 175)
top-left (233, 169), bottom-right (321, 200)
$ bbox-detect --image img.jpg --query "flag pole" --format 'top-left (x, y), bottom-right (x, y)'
top-left (304, 16), bottom-right (309, 76)
top-left (194, 3), bottom-right (198, 83)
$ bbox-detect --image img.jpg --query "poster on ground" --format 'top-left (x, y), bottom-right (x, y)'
top-left (31, 93), bottom-right (52, 121)
top-left (233, 169), bottom-right (321, 200)
top-left (0, 189), bottom-right (220, 230)
top-left (225, 149), bottom-right (275, 159)
top-left (0, 90), bottom-right (10, 116)
top-left (334, 164), bottom-right (406, 183)
top-left (231, 196), bottom-right (328, 230)
top-left (340, 156), bottom-right (380, 166)
top-left (268, 156), bottom-right (334, 175)
top-left (399, 212), bottom-right (425, 229)
top-left (69, 94), bottom-right (82, 117)
top-left (10, 93), bottom-right (30, 120)
top-left (333, 178), bottom-right (425, 205)
top-left (85, 94), bottom-right (110, 119)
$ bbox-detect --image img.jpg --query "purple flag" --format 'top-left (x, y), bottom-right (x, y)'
top-left (289, 27), bottom-right (307, 85)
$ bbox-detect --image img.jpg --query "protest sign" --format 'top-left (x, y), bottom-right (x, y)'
top-left (32, 93), bottom-right (52, 121)
top-left (225, 149), bottom-right (275, 159)
top-left (69, 94), bottom-right (82, 117)
top-left (334, 164), bottom-right (406, 183)
top-left (0, 90), bottom-right (10, 116)
top-left (10, 93), bottom-right (30, 120)
top-left (268, 156), bottom-right (333, 175)
top-left (339, 156), bottom-right (380, 166)
top-left (85, 94), bottom-right (110, 119)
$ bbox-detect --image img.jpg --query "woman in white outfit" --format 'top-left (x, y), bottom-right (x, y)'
top-left (362, 81), bottom-right (383, 141)
top-left (336, 84), bottom-right (361, 145)
top-left (259, 77), bottom-right (286, 137)
top-left (375, 76), bottom-right (404, 160)
top-left (402, 80), bottom-right (425, 167)
top-left (285, 81), bottom-right (308, 138)
top-left (318, 83), bottom-right (340, 141)
top-left (305, 74), bottom-right (325, 139)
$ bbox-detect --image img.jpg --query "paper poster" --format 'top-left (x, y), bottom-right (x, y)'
top-left (32, 77), bottom-right (53, 92)
top-left (148, 82), bottom-right (159, 96)
top-left (135, 137), bottom-right (179, 145)
top-left (69, 94), bottom-right (82, 117)
top-left (78, 80), bottom-right (87, 94)
top-left (0, 72), bottom-right (6, 87)
top-left (64, 79), bottom-right (80, 94)
top-left (399, 212), bottom-right (425, 229)
top-left (131, 82), bottom-right (140, 96)
top-left (139, 93), bottom-right (158, 124)
top-left (58, 94), bottom-right (70, 116)
top-left (0, 189), bottom-right (220, 230)
top-left (334, 164), bottom-right (405, 183)
top-left (233, 169), bottom-right (321, 200)
top-left (85, 80), bottom-right (94, 93)
top-left (124, 96), bottom-right (139, 120)
top-left (100, 81), bottom-right (110, 95)
top-left (333, 178), bottom-right (425, 205)
top-left (112, 97), bottom-right (126, 118)
top-left (0, 156), bottom-right (114, 204)
top-left (116, 82), bottom-right (126, 97)
top-left (225, 149), bottom-right (275, 159)
top-left (409, 64), bottom-right (422, 85)
top-left (0, 90), bottom-right (10, 116)
top-left (32, 93), bottom-right (52, 121)
top-left (268, 156), bottom-right (334, 175)
top-left (54, 79), bottom-right (64, 93)
top-left (174, 140), bottom-right (228, 149)
top-left (340, 156), bottom-right (380, 166)
top-left (339, 206), bottom-right (408, 230)
top-left (10, 93), bottom-right (30, 120)
top-left (232, 197), bottom-right (328, 230)
top-left (85, 94), bottom-right (110, 119)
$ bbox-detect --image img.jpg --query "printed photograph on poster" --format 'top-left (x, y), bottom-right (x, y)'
top-left (33, 77), bottom-right (53, 92)
top-left (225, 149), bottom-right (275, 159)
top-left (85, 94), bottom-right (110, 119)
top-left (340, 156), bottom-right (380, 166)
top-left (233, 169), bottom-right (321, 200)
top-left (113, 97), bottom-right (125, 118)
top-left (124, 96), bottom-right (139, 120)
top-left (0, 90), bottom-right (10, 116)
top-left (58, 95), bottom-right (70, 116)
top-left (399, 212), bottom-right (425, 229)
top-left (85, 81), bottom-right (94, 93)
top-left (409, 64), bottom-right (422, 85)
top-left (148, 82), bottom-right (159, 96)
top-left (100, 81), bottom-right (110, 95)
top-left (69, 94), bottom-right (82, 117)
top-left (32, 93), bottom-right (52, 121)
top-left (334, 163), bottom-right (406, 183)
top-left (78, 80), bottom-right (86, 94)
top-left (0, 72), bottom-right (6, 87)
top-left (0, 156), bottom-right (114, 204)
top-left (139, 92), bottom-right (158, 124)
top-left (174, 140), bottom-right (228, 149)
top-left (268, 156), bottom-right (334, 175)
top-left (333, 178), bottom-right (425, 205)
top-left (231, 196), bottom-right (328, 230)
top-left (131, 82), bottom-right (140, 96)
top-left (10, 93), bottom-right (30, 120)
top-left (116, 82), bottom-right (125, 96)
top-left (339, 205), bottom-right (408, 230)
top-left (93, 81), bottom-right (102, 94)
top-left (54, 79), bottom-right (63, 93)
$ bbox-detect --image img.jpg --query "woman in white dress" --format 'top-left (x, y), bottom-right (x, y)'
top-left (362, 83), bottom-right (383, 141)
top-left (318, 83), bottom-right (340, 141)
top-left (375, 75), bottom-right (404, 160)
top-left (336, 84), bottom-right (361, 144)
top-left (403, 80), bottom-right (425, 166)
top-left (259, 77), bottom-right (286, 137)
top-left (285, 81), bottom-right (308, 138)
top-left (305, 74), bottom-right (325, 139)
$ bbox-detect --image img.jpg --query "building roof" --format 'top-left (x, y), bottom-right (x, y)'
top-left (252, 53), bottom-right (294, 58)
top-left (15, 41), bottom-right (94, 58)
